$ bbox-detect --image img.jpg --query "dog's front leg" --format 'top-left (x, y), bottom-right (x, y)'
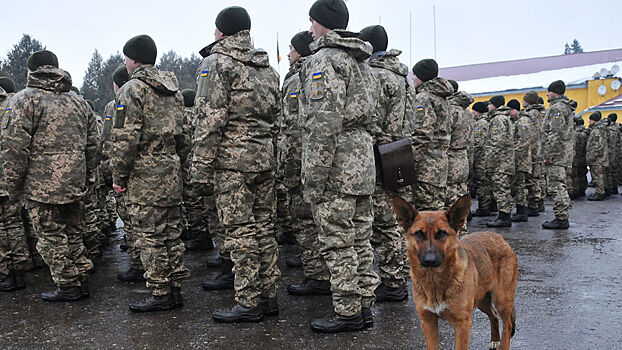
top-left (417, 308), bottom-right (439, 350)
top-left (451, 317), bottom-right (473, 350)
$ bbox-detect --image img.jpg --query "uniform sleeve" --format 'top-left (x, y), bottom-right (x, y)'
top-left (85, 108), bottom-right (99, 184)
top-left (379, 75), bottom-right (406, 144)
top-left (111, 85), bottom-right (143, 188)
top-left (175, 98), bottom-right (191, 168)
top-left (542, 106), bottom-right (567, 162)
top-left (515, 117), bottom-right (532, 157)
top-left (410, 94), bottom-right (436, 156)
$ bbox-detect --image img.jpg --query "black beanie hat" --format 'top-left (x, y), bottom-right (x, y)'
top-left (574, 116), bottom-right (585, 126)
top-left (507, 99), bottom-right (521, 111)
top-left (590, 111), bottom-right (602, 121)
top-left (608, 113), bottom-right (618, 122)
top-left (548, 80), bottom-right (566, 94)
top-left (216, 6), bottom-right (251, 36)
top-left (472, 102), bottom-right (487, 113)
top-left (489, 95), bottom-right (505, 108)
top-left (123, 35), bottom-right (157, 65)
top-left (448, 79), bottom-right (458, 92)
top-left (537, 96), bottom-right (544, 104)
top-left (359, 25), bottom-right (388, 53)
top-left (291, 31), bottom-right (314, 57)
top-left (523, 91), bottom-right (539, 105)
top-left (181, 89), bottom-right (196, 107)
top-left (112, 65), bottom-right (129, 88)
top-left (0, 76), bottom-right (16, 93)
top-left (309, 0), bottom-right (349, 30)
top-left (27, 50), bottom-right (58, 71)
top-left (412, 59), bottom-right (438, 82)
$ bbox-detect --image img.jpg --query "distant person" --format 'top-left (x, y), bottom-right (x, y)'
top-left (508, 99), bottom-right (532, 222)
top-left (571, 116), bottom-right (589, 198)
top-left (471, 101), bottom-right (494, 216)
top-left (521, 91), bottom-right (546, 215)
top-left (586, 111), bottom-right (608, 201)
top-left (606, 113), bottom-right (620, 195)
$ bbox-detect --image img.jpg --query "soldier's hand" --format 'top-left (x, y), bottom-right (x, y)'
top-left (113, 183), bottom-right (127, 193)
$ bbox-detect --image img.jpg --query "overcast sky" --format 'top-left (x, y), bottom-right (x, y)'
top-left (2, 0), bottom-right (621, 88)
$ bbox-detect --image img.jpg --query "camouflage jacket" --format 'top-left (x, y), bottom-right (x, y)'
top-left (192, 30), bottom-right (280, 184)
top-left (542, 95), bottom-right (575, 167)
top-left (485, 106), bottom-right (514, 175)
top-left (0, 87), bottom-right (15, 197)
top-left (299, 29), bottom-right (376, 202)
top-left (586, 120), bottom-right (609, 166)
top-left (1, 66), bottom-right (98, 204)
top-left (573, 124), bottom-right (588, 167)
top-left (368, 49), bottom-right (409, 145)
top-left (404, 77), bottom-right (452, 186)
top-left (278, 58), bottom-right (305, 189)
top-left (472, 112), bottom-right (490, 171)
top-left (607, 120), bottom-right (619, 163)
top-left (511, 112), bottom-right (533, 173)
top-left (182, 106), bottom-right (197, 173)
top-left (111, 64), bottom-right (188, 206)
top-left (447, 91), bottom-right (474, 184)
top-left (99, 100), bottom-right (115, 185)
top-left (521, 104), bottom-right (545, 164)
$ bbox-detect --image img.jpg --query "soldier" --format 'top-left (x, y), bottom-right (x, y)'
top-left (83, 100), bottom-right (103, 259)
top-left (299, 0), bottom-right (380, 332)
top-left (536, 96), bottom-right (548, 211)
top-left (359, 24), bottom-right (409, 301)
top-left (586, 111), bottom-right (608, 201)
top-left (281, 31), bottom-right (332, 297)
top-left (485, 95), bottom-right (515, 227)
top-left (0, 76), bottom-right (16, 105)
top-left (571, 117), bottom-right (589, 199)
top-left (508, 99), bottom-right (532, 222)
top-left (471, 101), bottom-right (494, 216)
top-left (445, 79), bottom-right (474, 235)
top-left (606, 114), bottom-right (619, 195)
top-left (191, 7), bottom-right (281, 323)
top-left (541, 80), bottom-right (575, 229)
top-left (112, 35), bottom-right (190, 312)
top-left (521, 92), bottom-right (546, 216)
top-left (2, 50), bottom-right (96, 301)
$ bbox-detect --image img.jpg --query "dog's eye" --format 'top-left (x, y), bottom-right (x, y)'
top-left (412, 230), bottom-right (425, 239)
top-left (435, 230), bottom-right (448, 240)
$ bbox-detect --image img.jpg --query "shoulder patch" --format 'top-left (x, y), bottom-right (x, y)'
top-left (312, 72), bottom-right (322, 80)
top-left (416, 105), bottom-right (424, 111)
top-left (200, 70), bottom-right (208, 77)
top-left (4, 108), bottom-right (10, 114)
top-left (105, 115), bottom-right (111, 121)
top-left (554, 112), bottom-right (560, 119)
top-left (2, 108), bottom-right (10, 129)
top-left (290, 92), bottom-right (297, 99)
top-left (116, 104), bottom-right (125, 111)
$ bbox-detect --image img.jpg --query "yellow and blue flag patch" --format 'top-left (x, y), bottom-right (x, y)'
top-left (116, 105), bottom-right (124, 111)
top-left (200, 70), bottom-right (208, 77)
top-left (416, 105), bottom-right (424, 111)
top-left (554, 112), bottom-right (560, 119)
top-left (290, 92), bottom-right (297, 99)
top-left (105, 115), bottom-right (111, 121)
top-left (313, 72), bottom-right (322, 80)
top-left (4, 108), bottom-right (10, 114)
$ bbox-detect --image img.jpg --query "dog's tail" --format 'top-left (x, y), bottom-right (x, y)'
top-left (511, 309), bottom-right (516, 337)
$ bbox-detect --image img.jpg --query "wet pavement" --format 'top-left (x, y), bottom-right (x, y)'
top-left (1, 190), bottom-right (621, 349)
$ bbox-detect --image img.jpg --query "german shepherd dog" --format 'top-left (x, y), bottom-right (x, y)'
top-left (392, 195), bottom-right (518, 350)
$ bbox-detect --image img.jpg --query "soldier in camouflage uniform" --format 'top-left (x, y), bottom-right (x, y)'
top-left (298, 0), bottom-right (380, 333)
top-left (281, 31), bottom-right (332, 297)
top-left (82, 100), bottom-right (103, 259)
top-left (485, 96), bottom-right (515, 227)
top-left (112, 35), bottom-right (190, 312)
top-left (191, 7), bottom-right (281, 323)
top-left (406, 59), bottom-right (452, 211)
top-left (508, 99), bottom-right (532, 222)
top-left (359, 25), bottom-right (409, 301)
top-left (541, 80), bottom-right (575, 229)
top-left (521, 92), bottom-right (546, 216)
top-left (571, 117), bottom-right (589, 198)
top-left (606, 115), bottom-right (619, 195)
top-left (445, 80), bottom-right (474, 236)
top-left (2, 50), bottom-right (96, 301)
top-left (536, 96), bottom-right (547, 212)
top-left (471, 102), bottom-right (494, 216)
top-left (587, 111), bottom-right (608, 201)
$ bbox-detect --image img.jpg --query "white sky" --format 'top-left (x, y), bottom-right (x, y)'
top-left (2, 0), bottom-right (621, 88)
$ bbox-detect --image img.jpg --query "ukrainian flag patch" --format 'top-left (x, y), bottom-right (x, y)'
top-left (200, 70), bottom-right (208, 77)
top-left (416, 105), bottom-right (424, 111)
top-left (313, 72), bottom-right (322, 80)
top-left (290, 92), bottom-right (297, 98)
top-left (116, 105), bottom-right (124, 111)
top-left (105, 115), bottom-right (111, 120)
top-left (4, 108), bottom-right (10, 114)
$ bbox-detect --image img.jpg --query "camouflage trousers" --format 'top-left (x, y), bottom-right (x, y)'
top-left (489, 171), bottom-right (513, 214)
top-left (311, 192), bottom-right (380, 316)
top-left (571, 165), bottom-right (588, 196)
top-left (25, 200), bottom-right (93, 287)
top-left (513, 171), bottom-right (529, 207)
top-left (412, 181), bottom-right (445, 211)
top-left (371, 186), bottom-right (408, 289)
top-left (216, 170), bottom-right (281, 308)
top-left (605, 166), bottom-right (617, 193)
top-left (83, 186), bottom-right (101, 258)
top-left (474, 164), bottom-right (493, 210)
top-left (444, 182), bottom-right (469, 237)
top-left (128, 204), bottom-right (190, 296)
top-left (545, 165), bottom-right (571, 220)
top-left (527, 162), bottom-right (544, 210)
top-left (205, 193), bottom-right (228, 260)
top-left (289, 187), bottom-right (328, 281)
top-left (590, 165), bottom-right (606, 196)
top-left (182, 182), bottom-right (210, 242)
top-left (0, 198), bottom-right (29, 274)
top-left (115, 193), bottom-right (142, 269)
top-left (275, 181), bottom-right (294, 238)
top-left (97, 187), bottom-right (117, 232)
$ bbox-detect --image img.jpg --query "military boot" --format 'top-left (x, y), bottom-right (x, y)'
top-left (212, 304), bottom-right (264, 323)
top-left (511, 206), bottom-right (528, 222)
top-left (185, 237), bottom-right (214, 251)
top-left (0, 271), bottom-right (18, 292)
top-left (259, 297), bottom-right (279, 316)
top-left (41, 286), bottom-right (83, 302)
top-left (374, 284), bottom-right (408, 302)
top-left (587, 193), bottom-right (606, 201)
top-left (311, 311), bottom-right (365, 333)
top-left (489, 202), bottom-right (498, 214)
top-left (117, 267), bottom-right (146, 282)
top-left (542, 218), bottom-right (569, 229)
top-left (171, 287), bottom-right (184, 308)
top-left (285, 255), bottom-right (302, 268)
top-left (486, 212), bottom-right (512, 227)
top-left (202, 259), bottom-right (234, 291)
top-left (287, 278), bottom-right (331, 296)
top-left (362, 307), bottom-right (373, 328)
top-left (527, 207), bottom-right (540, 217)
top-left (538, 200), bottom-right (545, 212)
top-left (471, 207), bottom-right (492, 217)
top-left (129, 293), bottom-right (176, 313)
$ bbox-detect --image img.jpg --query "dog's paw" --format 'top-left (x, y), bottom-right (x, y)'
top-left (489, 341), bottom-right (501, 349)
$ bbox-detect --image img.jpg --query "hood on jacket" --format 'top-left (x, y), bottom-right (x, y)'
top-left (310, 29), bottom-right (372, 62)
top-left (550, 95), bottom-right (577, 112)
top-left (27, 66), bottom-right (71, 93)
top-left (284, 57), bottom-right (306, 82)
top-left (415, 76), bottom-right (452, 98)
top-left (131, 65), bottom-right (179, 96)
top-left (199, 30), bottom-right (270, 68)
top-left (369, 49), bottom-right (408, 77)
top-left (448, 91), bottom-right (474, 108)
top-left (490, 105), bottom-right (511, 118)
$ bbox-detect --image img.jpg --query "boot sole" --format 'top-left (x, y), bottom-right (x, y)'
top-left (41, 294), bottom-right (83, 302)
top-left (129, 304), bottom-right (175, 313)
top-left (311, 322), bottom-right (365, 333)
top-left (212, 314), bottom-right (263, 323)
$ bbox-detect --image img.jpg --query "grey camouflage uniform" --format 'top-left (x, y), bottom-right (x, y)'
top-left (511, 110), bottom-right (533, 208)
top-left (485, 106), bottom-right (515, 214)
top-left (587, 120), bottom-right (609, 196)
top-left (472, 112), bottom-right (493, 211)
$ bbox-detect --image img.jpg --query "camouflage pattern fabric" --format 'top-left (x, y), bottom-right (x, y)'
top-left (0, 198), bottom-right (29, 274)
top-left (473, 113), bottom-right (493, 210)
top-left (446, 91), bottom-right (474, 208)
top-left (485, 106), bottom-right (514, 213)
top-left (205, 193), bottom-right (228, 260)
top-left (511, 111), bottom-right (533, 208)
top-left (606, 120), bottom-right (619, 192)
top-left (290, 190), bottom-right (328, 281)
top-left (514, 171), bottom-right (529, 207)
top-left (572, 125), bottom-right (589, 196)
top-left (590, 164), bottom-right (606, 196)
top-left (83, 184), bottom-right (101, 258)
top-left (545, 165), bottom-right (571, 220)
top-left (523, 104), bottom-right (546, 209)
top-left (115, 192), bottom-right (141, 269)
top-left (587, 120), bottom-right (609, 196)
top-left (542, 95), bottom-right (575, 168)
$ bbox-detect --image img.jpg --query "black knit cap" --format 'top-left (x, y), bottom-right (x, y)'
top-left (27, 50), bottom-right (58, 71)
top-left (0, 76), bottom-right (16, 93)
top-left (412, 59), bottom-right (438, 82)
top-left (123, 35), bottom-right (157, 65)
top-left (216, 6), bottom-right (251, 36)
top-left (608, 113), bottom-right (617, 122)
top-left (359, 25), bottom-right (388, 53)
top-left (507, 99), bottom-right (521, 111)
top-left (548, 80), bottom-right (566, 94)
top-left (448, 79), bottom-right (458, 92)
top-left (590, 111), bottom-right (602, 121)
top-left (523, 91), bottom-right (539, 105)
top-left (309, 0), bottom-right (349, 30)
top-left (472, 102), bottom-right (487, 113)
top-left (181, 89), bottom-right (196, 107)
top-left (489, 95), bottom-right (505, 108)
top-left (112, 65), bottom-right (129, 88)
top-left (291, 31), bottom-right (314, 57)
top-left (574, 116), bottom-right (585, 126)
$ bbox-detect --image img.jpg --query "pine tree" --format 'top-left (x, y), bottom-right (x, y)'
top-left (157, 50), bottom-right (200, 91)
top-left (564, 43), bottom-right (572, 55)
top-left (81, 50), bottom-right (103, 113)
top-left (0, 34), bottom-right (45, 90)
top-left (571, 39), bottom-right (584, 54)
top-left (98, 53), bottom-right (124, 112)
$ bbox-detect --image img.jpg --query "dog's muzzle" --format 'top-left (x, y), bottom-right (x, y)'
top-left (419, 251), bottom-right (443, 268)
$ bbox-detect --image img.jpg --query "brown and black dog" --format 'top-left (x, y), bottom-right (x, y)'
top-left (393, 194), bottom-right (518, 350)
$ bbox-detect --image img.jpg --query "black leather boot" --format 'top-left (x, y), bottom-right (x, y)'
top-left (259, 297), bottom-right (279, 316)
top-left (212, 304), bottom-right (264, 323)
top-left (374, 284), bottom-right (408, 302)
top-left (171, 287), bottom-right (183, 308)
top-left (542, 218), bottom-right (569, 229)
top-left (117, 268), bottom-right (146, 282)
top-left (527, 207), bottom-right (540, 217)
top-left (287, 278), bottom-right (331, 296)
top-left (511, 206), bottom-right (528, 222)
top-left (129, 293), bottom-right (175, 313)
top-left (362, 307), bottom-right (373, 328)
top-left (486, 212), bottom-right (512, 227)
top-left (202, 259), bottom-right (234, 291)
top-left (471, 207), bottom-right (492, 217)
top-left (311, 312), bottom-right (365, 333)
top-left (41, 286), bottom-right (83, 302)
top-left (285, 256), bottom-right (302, 268)
top-left (0, 271), bottom-right (18, 292)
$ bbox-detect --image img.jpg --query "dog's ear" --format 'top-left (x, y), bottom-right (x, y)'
top-left (445, 194), bottom-right (471, 232)
top-left (393, 196), bottom-right (418, 231)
